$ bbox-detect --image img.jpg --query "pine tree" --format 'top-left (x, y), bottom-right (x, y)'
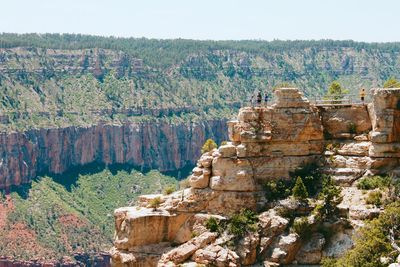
top-left (327, 81), bottom-right (349, 100)
top-left (292, 176), bottom-right (309, 200)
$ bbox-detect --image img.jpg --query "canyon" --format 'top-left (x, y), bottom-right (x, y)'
top-left (0, 119), bottom-right (227, 189)
top-left (110, 87), bottom-right (400, 266)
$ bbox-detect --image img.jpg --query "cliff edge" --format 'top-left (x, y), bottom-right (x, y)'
top-left (110, 88), bottom-right (400, 266)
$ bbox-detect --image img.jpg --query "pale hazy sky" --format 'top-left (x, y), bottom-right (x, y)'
top-left (1, 0), bottom-right (399, 42)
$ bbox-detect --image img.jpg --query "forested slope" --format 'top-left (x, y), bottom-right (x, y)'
top-left (1, 34), bottom-right (400, 131)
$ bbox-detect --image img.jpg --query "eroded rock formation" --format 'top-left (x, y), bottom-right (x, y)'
top-left (110, 88), bottom-right (400, 266)
top-left (0, 120), bottom-right (227, 189)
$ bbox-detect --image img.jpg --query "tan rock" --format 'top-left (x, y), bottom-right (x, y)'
top-left (113, 207), bottom-right (191, 250)
top-left (218, 144), bottom-right (237, 158)
top-left (295, 233), bottom-right (325, 264)
top-left (192, 245), bottom-right (240, 267)
top-left (321, 105), bottom-right (371, 136)
top-left (236, 232), bottom-right (259, 265)
top-left (192, 167), bottom-right (203, 176)
top-left (338, 142), bottom-right (370, 156)
top-left (159, 232), bottom-right (217, 264)
top-left (199, 155), bottom-right (214, 168)
top-left (269, 233), bottom-right (301, 264)
top-left (369, 143), bottom-right (400, 158)
top-left (189, 174), bottom-right (209, 189)
top-left (210, 157), bottom-right (256, 191)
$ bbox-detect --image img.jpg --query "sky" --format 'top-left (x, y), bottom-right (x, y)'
top-left (1, 0), bottom-right (399, 42)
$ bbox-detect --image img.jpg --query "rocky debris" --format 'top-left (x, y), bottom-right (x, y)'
top-left (295, 233), bottom-right (326, 264)
top-left (338, 187), bottom-right (382, 220)
top-left (236, 232), bottom-right (260, 265)
top-left (257, 209), bottom-right (290, 259)
top-left (323, 229), bottom-right (354, 258)
top-left (159, 232), bottom-right (217, 265)
top-left (192, 244), bottom-right (240, 266)
top-left (268, 233), bottom-right (301, 264)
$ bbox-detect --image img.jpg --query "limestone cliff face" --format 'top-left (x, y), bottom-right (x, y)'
top-left (110, 88), bottom-right (400, 267)
top-left (0, 120), bottom-right (227, 189)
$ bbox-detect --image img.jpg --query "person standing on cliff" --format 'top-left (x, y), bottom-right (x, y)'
top-left (256, 91), bottom-right (262, 106)
top-left (360, 88), bottom-right (366, 104)
top-left (264, 91), bottom-right (269, 107)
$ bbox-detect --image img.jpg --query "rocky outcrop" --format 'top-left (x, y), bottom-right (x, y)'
top-left (111, 87), bottom-right (400, 266)
top-left (0, 119), bottom-right (227, 189)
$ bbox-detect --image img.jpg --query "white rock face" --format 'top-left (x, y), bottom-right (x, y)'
top-left (295, 233), bottom-right (326, 264)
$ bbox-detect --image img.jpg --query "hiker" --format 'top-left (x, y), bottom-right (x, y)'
top-left (360, 88), bottom-right (366, 103)
top-left (249, 94), bottom-right (254, 106)
top-left (264, 91), bottom-right (269, 107)
top-left (256, 91), bottom-right (262, 106)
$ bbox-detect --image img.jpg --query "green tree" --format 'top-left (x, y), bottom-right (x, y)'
top-left (326, 202), bottom-right (400, 267)
top-left (327, 81), bottom-right (349, 100)
top-left (314, 176), bottom-right (342, 220)
top-left (201, 138), bottom-right (218, 154)
top-left (292, 176), bottom-right (308, 200)
top-left (383, 77), bottom-right (400, 88)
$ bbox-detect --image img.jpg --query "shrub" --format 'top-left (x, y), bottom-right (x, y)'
top-left (291, 163), bottom-right (322, 196)
top-left (323, 129), bottom-right (333, 140)
top-left (332, 202), bottom-right (400, 267)
top-left (383, 77), bottom-right (400, 88)
top-left (227, 209), bottom-right (258, 237)
top-left (366, 191), bottom-right (382, 207)
top-left (205, 217), bottom-right (220, 233)
top-left (291, 217), bottom-right (312, 240)
top-left (149, 196), bottom-right (162, 211)
top-left (292, 176), bottom-right (308, 200)
top-left (357, 176), bottom-right (391, 190)
top-left (201, 139), bottom-right (218, 154)
top-left (264, 179), bottom-right (291, 201)
top-left (314, 176), bottom-right (342, 220)
top-left (163, 184), bottom-right (176, 195)
top-left (321, 257), bottom-right (337, 267)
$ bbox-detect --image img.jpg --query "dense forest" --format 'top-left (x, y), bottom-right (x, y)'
top-left (1, 33), bottom-right (400, 130)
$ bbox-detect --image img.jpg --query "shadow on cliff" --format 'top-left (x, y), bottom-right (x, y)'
top-left (9, 162), bottom-right (194, 199)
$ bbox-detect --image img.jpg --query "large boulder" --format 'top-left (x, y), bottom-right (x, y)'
top-left (159, 232), bottom-right (217, 265)
top-left (295, 233), bottom-right (326, 264)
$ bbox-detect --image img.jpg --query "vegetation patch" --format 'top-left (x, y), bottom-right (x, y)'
top-left (322, 202), bottom-right (400, 267)
top-left (0, 168), bottom-right (177, 260)
top-left (357, 175), bottom-right (392, 190)
top-left (227, 209), bottom-right (258, 237)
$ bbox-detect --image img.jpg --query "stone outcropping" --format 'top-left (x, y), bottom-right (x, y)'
top-left (110, 88), bottom-right (400, 266)
top-left (0, 120), bottom-right (227, 189)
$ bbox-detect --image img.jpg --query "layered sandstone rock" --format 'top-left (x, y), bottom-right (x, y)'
top-left (110, 88), bottom-right (400, 266)
top-left (0, 119), bottom-right (227, 189)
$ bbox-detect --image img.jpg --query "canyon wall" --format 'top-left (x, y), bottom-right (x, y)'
top-left (0, 119), bottom-right (228, 189)
top-left (110, 88), bottom-right (400, 266)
